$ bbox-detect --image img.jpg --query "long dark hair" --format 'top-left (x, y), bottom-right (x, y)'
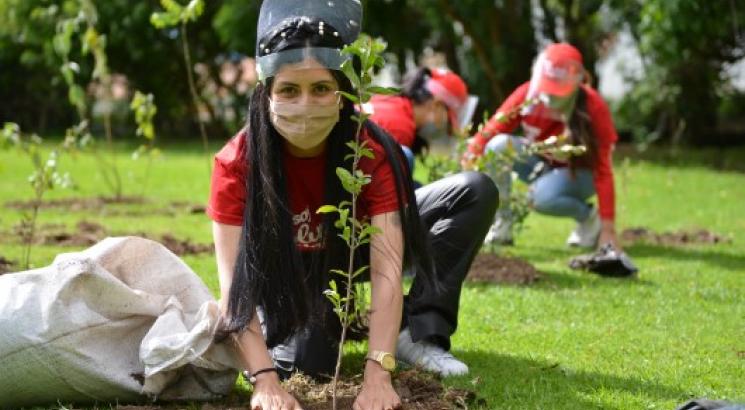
top-left (223, 68), bottom-right (435, 347)
top-left (567, 86), bottom-right (598, 171)
top-left (401, 67), bottom-right (436, 156)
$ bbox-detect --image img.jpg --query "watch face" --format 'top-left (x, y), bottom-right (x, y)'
top-left (381, 354), bottom-right (396, 371)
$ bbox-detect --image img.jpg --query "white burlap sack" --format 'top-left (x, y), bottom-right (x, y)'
top-left (0, 236), bottom-right (241, 408)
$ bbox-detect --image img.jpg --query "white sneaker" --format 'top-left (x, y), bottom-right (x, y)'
top-left (567, 207), bottom-right (601, 248)
top-left (484, 216), bottom-right (514, 246)
top-left (271, 335), bottom-right (297, 370)
top-left (396, 328), bottom-right (469, 377)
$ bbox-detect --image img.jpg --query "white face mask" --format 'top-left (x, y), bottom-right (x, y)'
top-left (269, 99), bottom-right (341, 151)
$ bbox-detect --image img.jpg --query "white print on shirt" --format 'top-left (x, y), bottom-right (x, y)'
top-left (293, 206), bottom-right (324, 250)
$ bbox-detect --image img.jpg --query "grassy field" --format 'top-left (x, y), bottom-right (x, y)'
top-left (1, 141), bottom-right (743, 409)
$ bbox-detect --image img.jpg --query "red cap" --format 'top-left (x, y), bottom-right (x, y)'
top-left (544, 43), bottom-right (583, 65)
top-left (426, 68), bottom-right (468, 129)
top-left (534, 43), bottom-right (584, 97)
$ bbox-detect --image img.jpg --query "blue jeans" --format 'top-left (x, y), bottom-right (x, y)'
top-left (401, 145), bottom-right (424, 189)
top-left (401, 145), bottom-right (415, 174)
top-left (484, 134), bottom-right (595, 222)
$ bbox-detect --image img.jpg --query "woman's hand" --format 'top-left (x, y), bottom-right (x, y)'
top-left (460, 152), bottom-right (478, 171)
top-left (353, 361), bottom-right (401, 410)
top-left (250, 372), bottom-right (303, 410)
top-left (598, 219), bottom-right (621, 251)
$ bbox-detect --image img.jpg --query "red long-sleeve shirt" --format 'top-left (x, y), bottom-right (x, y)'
top-left (469, 82), bottom-right (618, 221)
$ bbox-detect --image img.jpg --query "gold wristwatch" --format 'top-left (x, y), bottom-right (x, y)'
top-left (366, 350), bottom-right (396, 372)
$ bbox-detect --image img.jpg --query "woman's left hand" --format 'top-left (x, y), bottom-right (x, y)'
top-left (353, 361), bottom-right (402, 410)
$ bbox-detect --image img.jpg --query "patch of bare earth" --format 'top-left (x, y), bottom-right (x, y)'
top-left (10, 220), bottom-right (213, 256)
top-left (169, 201), bottom-right (207, 215)
top-left (622, 227), bottom-right (731, 246)
top-left (5, 196), bottom-right (147, 211)
top-left (0, 256), bottom-right (15, 275)
top-left (4, 197), bottom-right (207, 218)
top-left (155, 233), bottom-right (213, 256)
top-left (106, 370), bottom-right (481, 410)
top-left (467, 253), bottom-right (542, 285)
top-left (278, 371), bottom-right (479, 410)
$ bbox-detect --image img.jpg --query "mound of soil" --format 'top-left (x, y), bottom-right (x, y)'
top-left (467, 253), bottom-right (542, 285)
top-left (0, 256), bottom-right (15, 275)
top-left (157, 233), bottom-right (214, 256)
top-left (89, 370), bottom-right (481, 410)
top-left (41, 220), bottom-right (108, 247)
top-left (622, 227), bottom-right (731, 246)
top-left (285, 370), bottom-right (480, 410)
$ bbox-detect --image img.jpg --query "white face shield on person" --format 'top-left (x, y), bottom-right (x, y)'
top-left (523, 51), bottom-right (584, 123)
top-left (255, 0), bottom-right (362, 150)
top-left (255, 0), bottom-right (362, 82)
top-left (424, 71), bottom-right (479, 134)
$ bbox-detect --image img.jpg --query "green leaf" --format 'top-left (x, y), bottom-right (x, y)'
top-left (150, 11), bottom-right (180, 29)
top-left (340, 60), bottom-right (360, 88)
top-left (359, 147), bottom-right (375, 159)
top-left (337, 91), bottom-right (359, 103)
top-left (183, 0), bottom-right (205, 22)
top-left (338, 208), bottom-right (349, 228)
top-left (330, 269), bottom-right (347, 277)
top-left (341, 226), bottom-right (351, 244)
top-left (368, 86), bottom-right (399, 96)
top-left (352, 265), bottom-right (369, 279)
top-left (336, 167), bottom-right (358, 194)
top-left (316, 205), bottom-right (338, 214)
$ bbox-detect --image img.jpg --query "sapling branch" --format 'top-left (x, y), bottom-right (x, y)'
top-left (316, 35), bottom-right (395, 410)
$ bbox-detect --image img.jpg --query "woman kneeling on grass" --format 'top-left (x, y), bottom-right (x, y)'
top-left (465, 43), bottom-right (621, 250)
top-left (207, 1), bottom-right (498, 409)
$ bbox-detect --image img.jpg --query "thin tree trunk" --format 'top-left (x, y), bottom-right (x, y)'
top-left (181, 23), bottom-right (212, 176)
top-left (439, 0), bottom-right (504, 102)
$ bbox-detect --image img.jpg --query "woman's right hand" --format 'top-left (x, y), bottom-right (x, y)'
top-left (250, 373), bottom-right (303, 410)
top-left (460, 151), bottom-right (478, 171)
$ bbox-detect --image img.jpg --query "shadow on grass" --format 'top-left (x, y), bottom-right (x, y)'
top-left (627, 243), bottom-right (745, 272)
top-left (456, 351), bottom-right (689, 410)
top-left (615, 144), bottom-right (745, 174)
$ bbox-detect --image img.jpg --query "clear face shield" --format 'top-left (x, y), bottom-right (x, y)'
top-left (255, 0), bottom-right (362, 82)
top-left (524, 52), bottom-right (584, 123)
top-left (424, 77), bottom-right (479, 135)
top-left (456, 95), bottom-right (479, 132)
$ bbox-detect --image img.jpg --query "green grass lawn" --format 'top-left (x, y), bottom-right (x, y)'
top-left (1, 142), bottom-right (743, 409)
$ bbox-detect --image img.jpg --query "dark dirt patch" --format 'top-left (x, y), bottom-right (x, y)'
top-left (107, 370), bottom-right (482, 410)
top-left (622, 227), bottom-right (731, 247)
top-left (5, 196), bottom-right (147, 211)
top-left (467, 253), bottom-right (542, 285)
top-left (156, 233), bottom-right (214, 256)
top-left (42, 220), bottom-right (107, 247)
top-left (169, 201), bottom-right (208, 215)
top-left (9, 220), bottom-right (213, 256)
top-left (5, 197), bottom-right (205, 217)
top-left (0, 256), bottom-right (15, 275)
top-left (285, 370), bottom-right (481, 410)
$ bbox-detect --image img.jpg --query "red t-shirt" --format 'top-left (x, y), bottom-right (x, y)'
top-left (366, 95), bottom-right (417, 148)
top-left (468, 82), bottom-right (618, 221)
top-left (207, 128), bottom-right (400, 251)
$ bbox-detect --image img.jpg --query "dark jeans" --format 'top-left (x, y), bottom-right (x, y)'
top-left (293, 171), bottom-right (499, 378)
